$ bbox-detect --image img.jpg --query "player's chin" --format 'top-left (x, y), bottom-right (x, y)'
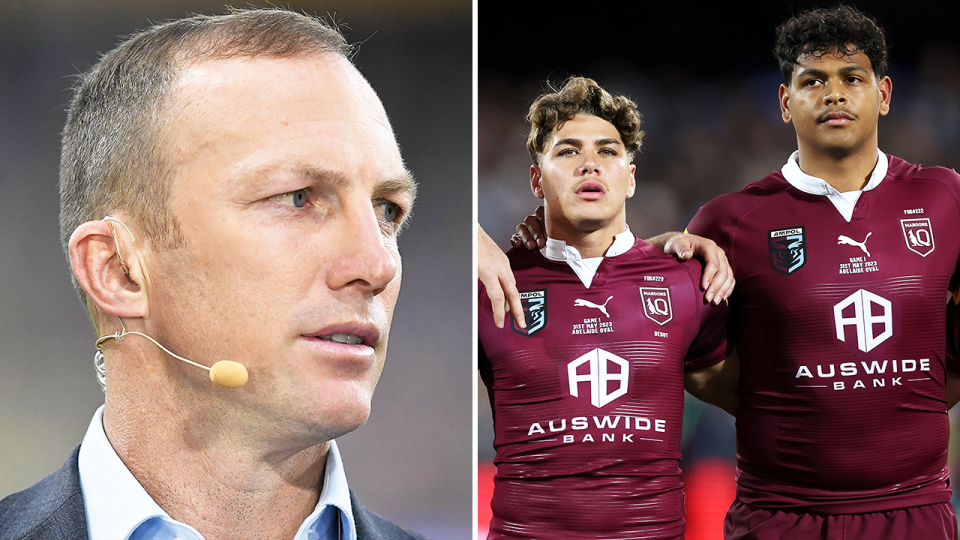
top-left (572, 212), bottom-right (616, 231)
top-left (813, 129), bottom-right (860, 148)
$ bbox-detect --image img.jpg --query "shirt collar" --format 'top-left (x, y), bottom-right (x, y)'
top-left (780, 148), bottom-right (888, 222)
top-left (78, 405), bottom-right (356, 540)
top-left (541, 226), bottom-right (634, 288)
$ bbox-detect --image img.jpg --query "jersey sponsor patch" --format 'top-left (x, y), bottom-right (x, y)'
top-left (833, 289), bottom-right (893, 353)
top-left (900, 218), bottom-right (935, 257)
top-left (512, 289), bottom-right (547, 336)
top-left (768, 226), bottom-right (806, 275)
top-left (566, 348), bottom-right (630, 408)
top-left (639, 287), bottom-right (673, 326)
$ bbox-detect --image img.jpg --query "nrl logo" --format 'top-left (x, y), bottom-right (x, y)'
top-left (512, 289), bottom-right (547, 336)
top-left (900, 218), bottom-right (935, 257)
top-left (768, 226), bottom-right (806, 275)
top-left (639, 287), bottom-right (673, 326)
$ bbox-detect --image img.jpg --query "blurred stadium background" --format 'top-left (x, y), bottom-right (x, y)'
top-left (0, 1), bottom-right (470, 539)
top-left (478, 1), bottom-right (960, 538)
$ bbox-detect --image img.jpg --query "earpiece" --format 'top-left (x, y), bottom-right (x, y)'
top-left (93, 216), bottom-right (249, 389)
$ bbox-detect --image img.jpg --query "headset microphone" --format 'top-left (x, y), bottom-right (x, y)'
top-left (92, 216), bottom-right (249, 389)
top-left (96, 322), bottom-right (249, 389)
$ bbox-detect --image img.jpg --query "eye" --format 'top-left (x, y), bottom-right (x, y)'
top-left (600, 148), bottom-right (618, 156)
top-left (557, 148), bottom-right (577, 156)
top-left (375, 200), bottom-right (406, 234)
top-left (271, 189), bottom-right (309, 208)
top-left (378, 201), bottom-right (399, 222)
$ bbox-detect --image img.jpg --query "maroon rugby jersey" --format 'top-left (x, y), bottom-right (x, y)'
top-left (478, 237), bottom-right (728, 539)
top-left (688, 153), bottom-right (960, 514)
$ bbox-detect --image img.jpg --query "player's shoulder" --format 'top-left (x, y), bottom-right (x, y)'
top-left (505, 244), bottom-right (539, 264)
top-left (503, 245), bottom-right (577, 289)
top-left (695, 171), bottom-right (791, 223)
top-left (632, 236), bottom-right (674, 261)
top-left (629, 238), bottom-right (705, 287)
top-left (886, 154), bottom-right (960, 188)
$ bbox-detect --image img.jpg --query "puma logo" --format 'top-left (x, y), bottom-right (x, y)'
top-left (837, 232), bottom-right (872, 257)
top-left (574, 296), bottom-right (613, 318)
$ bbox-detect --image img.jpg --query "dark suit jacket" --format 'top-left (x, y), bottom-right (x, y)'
top-left (0, 447), bottom-right (428, 540)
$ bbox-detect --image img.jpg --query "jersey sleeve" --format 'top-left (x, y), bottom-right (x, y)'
top-left (938, 169), bottom-right (960, 374)
top-left (478, 280), bottom-right (495, 384)
top-left (479, 339), bottom-right (493, 387)
top-left (678, 261), bottom-right (730, 372)
top-left (683, 299), bottom-right (729, 372)
top-left (947, 290), bottom-right (960, 376)
top-left (686, 197), bottom-right (734, 253)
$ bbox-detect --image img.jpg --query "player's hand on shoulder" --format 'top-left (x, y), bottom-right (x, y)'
top-left (510, 206), bottom-right (546, 250)
top-left (664, 233), bottom-right (734, 305)
top-left (479, 224), bottom-right (524, 329)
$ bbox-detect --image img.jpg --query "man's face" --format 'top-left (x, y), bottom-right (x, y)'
top-left (531, 114), bottom-right (635, 235)
top-left (779, 48), bottom-right (892, 156)
top-left (145, 53), bottom-right (414, 443)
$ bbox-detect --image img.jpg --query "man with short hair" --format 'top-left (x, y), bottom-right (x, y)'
top-left (0, 9), bottom-right (425, 540)
top-left (478, 76), bottom-right (734, 539)
top-left (500, 5), bottom-right (960, 539)
top-left (689, 6), bottom-right (960, 538)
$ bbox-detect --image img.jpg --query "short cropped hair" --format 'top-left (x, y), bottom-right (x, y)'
top-left (526, 77), bottom-right (643, 166)
top-left (59, 8), bottom-right (351, 299)
top-left (774, 4), bottom-right (888, 84)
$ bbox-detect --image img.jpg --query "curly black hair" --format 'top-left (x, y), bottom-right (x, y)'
top-left (774, 4), bottom-right (888, 84)
top-left (526, 77), bottom-right (643, 165)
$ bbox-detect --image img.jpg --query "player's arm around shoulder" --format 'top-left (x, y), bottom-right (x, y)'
top-left (685, 347), bottom-right (740, 416)
top-left (478, 224), bottom-right (524, 330)
top-left (647, 231), bottom-right (734, 305)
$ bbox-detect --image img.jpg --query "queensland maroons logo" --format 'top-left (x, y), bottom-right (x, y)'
top-left (511, 289), bottom-right (547, 336)
top-left (769, 226), bottom-right (806, 275)
top-left (900, 218), bottom-right (935, 257)
top-left (639, 287), bottom-right (673, 326)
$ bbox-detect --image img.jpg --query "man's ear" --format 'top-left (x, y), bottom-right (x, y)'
top-left (779, 83), bottom-right (792, 124)
top-left (878, 76), bottom-right (892, 117)
top-left (69, 220), bottom-right (149, 319)
top-left (626, 164), bottom-right (637, 198)
top-left (530, 165), bottom-right (545, 199)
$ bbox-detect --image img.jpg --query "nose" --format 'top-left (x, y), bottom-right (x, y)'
top-left (823, 80), bottom-right (847, 106)
top-left (578, 154), bottom-right (600, 176)
top-left (327, 201), bottom-right (400, 296)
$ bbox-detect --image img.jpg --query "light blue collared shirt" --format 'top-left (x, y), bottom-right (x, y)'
top-left (78, 405), bottom-right (356, 540)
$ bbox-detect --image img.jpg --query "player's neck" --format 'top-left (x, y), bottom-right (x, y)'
top-left (796, 140), bottom-right (879, 193)
top-left (103, 382), bottom-right (328, 540)
top-left (544, 216), bottom-right (626, 258)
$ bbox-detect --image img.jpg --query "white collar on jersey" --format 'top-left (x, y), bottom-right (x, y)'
top-left (541, 226), bottom-right (634, 289)
top-left (780, 148), bottom-right (888, 222)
